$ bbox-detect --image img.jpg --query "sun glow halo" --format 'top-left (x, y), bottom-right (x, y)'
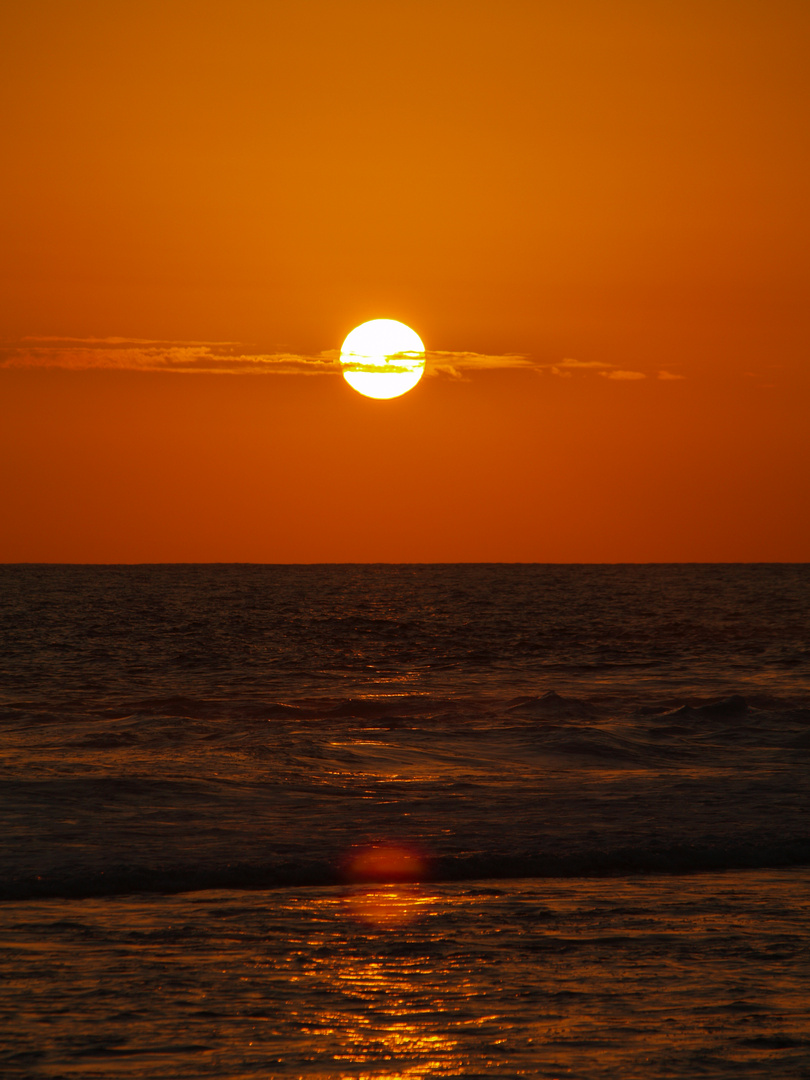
top-left (340, 319), bottom-right (425, 399)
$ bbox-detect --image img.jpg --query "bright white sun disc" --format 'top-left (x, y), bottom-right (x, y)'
top-left (340, 319), bottom-right (425, 399)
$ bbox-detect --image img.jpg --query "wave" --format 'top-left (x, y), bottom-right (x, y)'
top-left (5, 688), bottom-right (809, 725)
top-left (655, 694), bottom-right (750, 723)
top-left (4, 840), bottom-right (810, 903)
top-left (507, 690), bottom-right (602, 720)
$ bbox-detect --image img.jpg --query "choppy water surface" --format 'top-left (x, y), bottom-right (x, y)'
top-left (0, 564), bottom-right (808, 1076)
top-left (2, 872), bottom-right (809, 1078)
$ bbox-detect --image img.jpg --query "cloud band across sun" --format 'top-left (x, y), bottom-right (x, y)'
top-left (0, 338), bottom-right (534, 377)
top-left (0, 338), bottom-right (683, 381)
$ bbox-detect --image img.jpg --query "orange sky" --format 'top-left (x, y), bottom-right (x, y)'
top-left (1, 0), bottom-right (808, 562)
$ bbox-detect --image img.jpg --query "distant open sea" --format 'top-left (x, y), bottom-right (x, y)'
top-left (1, 564), bottom-right (809, 1078)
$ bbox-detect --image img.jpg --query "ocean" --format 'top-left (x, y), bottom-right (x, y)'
top-left (1, 564), bottom-right (808, 1077)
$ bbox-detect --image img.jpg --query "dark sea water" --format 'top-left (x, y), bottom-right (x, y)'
top-left (1, 564), bottom-right (809, 1077)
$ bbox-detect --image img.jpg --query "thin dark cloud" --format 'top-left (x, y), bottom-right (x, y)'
top-left (545, 358), bottom-right (647, 380)
top-left (0, 339), bottom-right (683, 382)
top-left (0, 338), bottom-right (340, 375)
top-left (601, 369), bottom-right (647, 381)
top-left (423, 350), bottom-right (534, 378)
top-left (0, 338), bottom-right (530, 376)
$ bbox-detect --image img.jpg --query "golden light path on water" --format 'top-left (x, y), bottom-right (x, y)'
top-left (340, 319), bottom-right (426, 399)
top-left (327, 843), bottom-right (455, 1077)
top-left (318, 884), bottom-right (460, 1080)
top-left (2, 872), bottom-right (809, 1076)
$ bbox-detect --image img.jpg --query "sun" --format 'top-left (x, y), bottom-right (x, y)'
top-left (340, 319), bottom-right (425, 399)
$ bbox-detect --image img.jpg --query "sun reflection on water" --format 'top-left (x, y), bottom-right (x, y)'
top-left (323, 953), bottom-right (462, 1079)
top-left (340, 841), bottom-right (437, 930)
top-left (344, 842), bottom-right (429, 885)
top-left (346, 885), bottom-right (438, 929)
top-left (320, 842), bottom-right (466, 1075)
top-left (4, 873), bottom-right (809, 1077)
